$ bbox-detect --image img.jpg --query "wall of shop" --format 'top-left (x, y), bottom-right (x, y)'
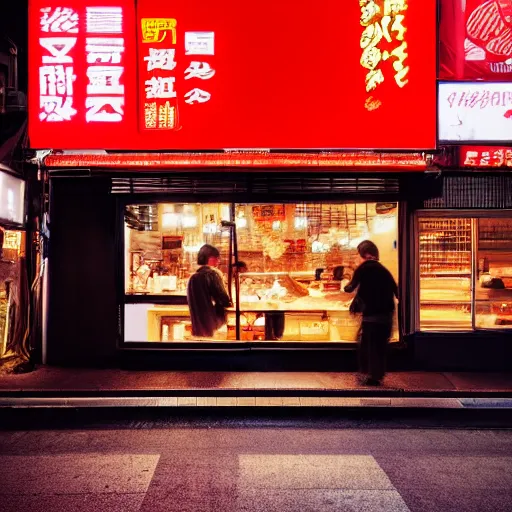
top-left (47, 177), bottom-right (118, 365)
top-left (411, 332), bottom-right (512, 371)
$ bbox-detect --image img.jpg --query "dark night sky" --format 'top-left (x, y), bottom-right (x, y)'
top-left (0, 1), bottom-right (28, 91)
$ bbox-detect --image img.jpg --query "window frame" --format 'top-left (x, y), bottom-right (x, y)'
top-left (118, 197), bottom-right (401, 346)
top-left (414, 209), bottom-right (512, 333)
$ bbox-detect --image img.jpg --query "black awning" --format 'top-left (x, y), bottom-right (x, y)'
top-left (110, 172), bottom-right (403, 202)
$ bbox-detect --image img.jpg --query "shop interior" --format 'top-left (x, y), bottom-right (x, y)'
top-left (418, 216), bottom-right (512, 332)
top-left (123, 202), bottom-right (400, 343)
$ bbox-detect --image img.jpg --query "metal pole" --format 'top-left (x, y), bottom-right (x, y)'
top-left (227, 204), bottom-right (234, 303)
top-left (232, 223), bottom-right (240, 341)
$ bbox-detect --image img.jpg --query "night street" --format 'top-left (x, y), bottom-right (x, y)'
top-left (2, 2), bottom-right (512, 511)
top-left (2, 411), bottom-right (512, 512)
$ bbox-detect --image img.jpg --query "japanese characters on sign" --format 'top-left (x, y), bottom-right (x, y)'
top-left (141, 17), bottom-right (179, 130)
top-left (85, 7), bottom-right (125, 123)
top-left (38, 5), bottom-right (126, 124)
top-left (359, 0), bottom-right (409, 111)
top-left (39, 7), bottom-right (79, 122)
top-left (438, 82), bottom-right (512, 142)
top-left (140, 16), bottom-right (216, 130)
top-left (252, 205), bottom-right (286, 222)
top-left (183, 31), bottom-right (215, 106)
top-left (461, 146), bottom-right (512, 168)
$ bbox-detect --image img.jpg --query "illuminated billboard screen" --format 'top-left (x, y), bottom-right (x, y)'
top-left (29, 1), bottom-right (437, 151)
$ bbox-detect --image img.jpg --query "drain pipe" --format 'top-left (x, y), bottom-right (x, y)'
top-left (6, 37), bottom-right (18, 91)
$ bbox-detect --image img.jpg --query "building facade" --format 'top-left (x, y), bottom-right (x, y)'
top-left (28, 1), bottom-right (512, 369)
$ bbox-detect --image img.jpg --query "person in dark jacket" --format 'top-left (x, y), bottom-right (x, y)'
top-left (187, 244), bottom-right (232, 337)
top-left (344, 240), bottom-right (398, 386)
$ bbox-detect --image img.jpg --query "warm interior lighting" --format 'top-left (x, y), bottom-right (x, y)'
top-left (294, 217), bottom-right (308, 230)
top-left (371, 216), bottom-right (396, 234)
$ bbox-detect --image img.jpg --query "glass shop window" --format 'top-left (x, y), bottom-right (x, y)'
top-left (475, 218), bottom-right (512, 330)
top-left (124, 203), bottom-right (231, 296)
top-left (418, 218), bottom-right (473, 331)
top-left (418, 215), bottom-right (512, 332)
top-left (123, 202), bottom-right (399, 343)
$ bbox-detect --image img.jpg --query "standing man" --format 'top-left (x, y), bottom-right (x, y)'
top-left (187, 244), bottom-right (232, 338)
top-left (344, 240), bottom-right (398, 386)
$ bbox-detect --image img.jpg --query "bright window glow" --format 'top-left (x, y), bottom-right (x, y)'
top-left (162, 212), bottom-right (178, 228)
top-left (312, 240), bottom-right (330, 253)
top-left (202, 222), bottom-right (217, 234)
top-left (294, 217), bottom-right (307, 230)
top-left (236, 217), bottom-right (247, 229)
top-left (371, 216), bottom-right (396, 234)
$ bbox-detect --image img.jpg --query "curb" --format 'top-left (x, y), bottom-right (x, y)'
top-left (1, 396), bottom-right (512, 409)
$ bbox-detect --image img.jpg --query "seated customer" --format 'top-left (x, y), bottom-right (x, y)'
top-left (187, 244), bottom-right (232, 337)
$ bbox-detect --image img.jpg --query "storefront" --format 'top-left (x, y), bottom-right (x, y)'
top-left (410, 170), bottom-right (512, 370)
top-left (41, 159), bottom-right (512, 370)
top-left (28, 1), bottom-right (452, 367)
top-left (43, 157), bottom-right (440, 367)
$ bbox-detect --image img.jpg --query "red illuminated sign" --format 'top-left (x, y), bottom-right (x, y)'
top-left (29, 0), bottom-right (137, 149)
top-left (460, 146), bottom-right (512, 167)
top-left (29, 0), bottom-right (437, 151)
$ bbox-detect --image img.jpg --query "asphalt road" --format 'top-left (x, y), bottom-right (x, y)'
top-left (1, 411), bottom-right (512, 512)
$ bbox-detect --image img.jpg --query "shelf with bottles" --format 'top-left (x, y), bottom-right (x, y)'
top-left (419, 218), bottom-right (472, 232)
top-left (419, 249), bottom-right (471, 274)
top-left (419, 218), bottom-right (472, 254)
top-left (420, 272), bottom-right (471, 278)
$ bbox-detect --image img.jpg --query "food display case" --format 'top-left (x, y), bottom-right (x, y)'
top-left (143, 271), bottom-right (398, 343)
top-left (475, 218), bottom-right (512, 328)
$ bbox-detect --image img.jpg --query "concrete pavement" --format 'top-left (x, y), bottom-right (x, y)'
top-left (1, 420), bottom-right (512, 511)
top-left (1, 367), bottom-right (511, 395)
top-left (1, 367), bottom-right (512, 409)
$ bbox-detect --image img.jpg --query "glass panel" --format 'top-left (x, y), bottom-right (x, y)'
top-left (418, 218), bottom-right (472, 331)
top-left (124, 201), bottom-right (399, 343)
top-left (235, 202), bottom-right (399, 342)
top-left (475, 218), bottom-right (512, 329)
top-left (124, 203), bottom-right (231, 296)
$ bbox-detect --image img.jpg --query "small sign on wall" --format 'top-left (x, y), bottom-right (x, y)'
top-left (460, 145), bottom-right (512, 168)
top-left (252, 205), bottom-right (285, 222)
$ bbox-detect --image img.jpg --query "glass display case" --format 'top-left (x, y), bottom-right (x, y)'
top-left (123, 201), bottom-right (400, 343)
top-left (418, 214), bottom-right (512, 332)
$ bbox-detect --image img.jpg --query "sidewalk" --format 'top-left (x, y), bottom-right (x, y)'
top-left (0, 367), bottom-right (512, 409)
